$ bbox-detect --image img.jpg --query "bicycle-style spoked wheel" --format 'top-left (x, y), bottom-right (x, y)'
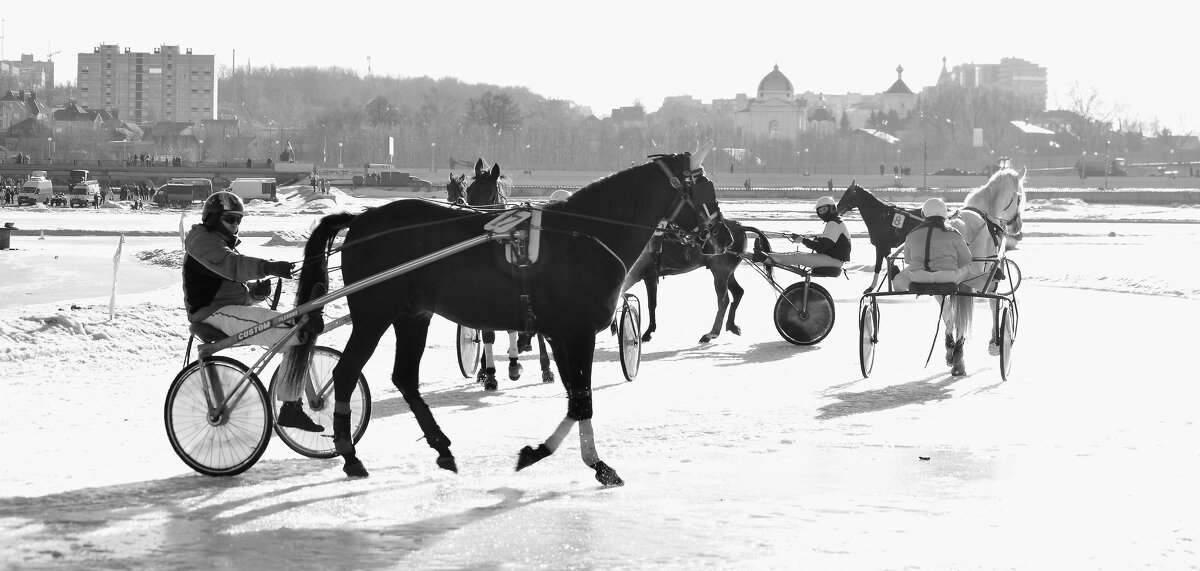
top-left (998, 304), bottom-right (1017, 381)
top-left (859, 299), bottom-right (880, 377)
top-left (993, 258), bottom-right (1023, 297)
top-left (619, 294), bottom-right (642, 382)
top-left (164, 356), bottom-right (271, 476)
top-left (268, 346), bottom-right (371, 459)
top-left (773, 282), bottom-right (836, 345)
top-left (456, 324), bottom-right (481, 378)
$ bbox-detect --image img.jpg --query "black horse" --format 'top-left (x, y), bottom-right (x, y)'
top-left (445, 173), bottom-right (467, 204)
top-left (455, 159), bottom-right (553, 388)
top-left (835, 182), bottom-right (924, 293)
top-left (622, 215), bottom-right (772, 344)
top-left (281, 144), bottom-right (730, 485)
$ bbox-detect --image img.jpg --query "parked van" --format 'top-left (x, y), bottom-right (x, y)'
top-left (67, 169), bottom-right (101, 208)
top-left (18, 171), bottom-right (53, 206)
top-left (154, 178), bottom-right (213, 208)
top-left (228, 178), bottom-right (278, 202)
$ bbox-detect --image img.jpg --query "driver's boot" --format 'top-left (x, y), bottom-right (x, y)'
top-left (277, 400), bottom-right (324, 432)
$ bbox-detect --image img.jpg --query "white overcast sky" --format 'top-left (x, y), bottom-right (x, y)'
top-left (3, 0), bottom-right (1195, 133)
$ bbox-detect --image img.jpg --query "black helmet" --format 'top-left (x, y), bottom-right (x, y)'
top-left (202, 191), bottom-right (245, 222)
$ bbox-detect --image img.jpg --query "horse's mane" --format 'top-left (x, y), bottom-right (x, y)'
top-left (556, 159), bottom-right (666, 219)
top-left (963, 168), bottom-right (1024, 214)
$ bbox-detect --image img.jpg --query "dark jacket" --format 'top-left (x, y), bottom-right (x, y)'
top-left (800, 219), bottom-right (852, 262)
top-left (183, 224), bottom-right (273, 322)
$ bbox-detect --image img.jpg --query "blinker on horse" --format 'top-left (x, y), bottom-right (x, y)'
top-left (281, 142), bottom-right (728, 485)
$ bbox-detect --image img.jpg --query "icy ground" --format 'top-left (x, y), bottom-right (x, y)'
top-left (0, 186), bottom-right (1198, 569)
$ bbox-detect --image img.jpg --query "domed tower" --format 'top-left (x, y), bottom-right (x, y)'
top-left (757, 64), bottom-right (794, 101)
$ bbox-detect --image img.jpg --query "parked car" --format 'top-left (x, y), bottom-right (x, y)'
top-left (932, 168), bottom-right (968, 176)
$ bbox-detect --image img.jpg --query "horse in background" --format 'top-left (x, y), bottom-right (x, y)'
top-left (943, 166), bottom-right (1026, 375)
top-left (280, 143), bottom-right (728, 484)
top-left (445, 173), bottom-right (467, 204)
top-left (836, 182), bottom-right (925, 293)
top-left (622, 210), bottom-right (771, 344)
top-left (458, 159), bottom-right (553, 388)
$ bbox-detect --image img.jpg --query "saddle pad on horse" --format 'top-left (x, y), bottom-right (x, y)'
top-left (483, 208), bottom-right (544, 266)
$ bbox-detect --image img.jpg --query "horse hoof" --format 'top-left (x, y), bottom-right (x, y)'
top-left (589, 461), bottom-right (625, 487)
top-left (951, 361), bottom-right (967, 376)
top-left (515, 444), bottom-right (552, 471)
top-left (728, 325), bottom-right (741, 336)
top-left (988, 340), bottom-right (1001, 356)
top-left (541, 370), bottom-right (555, 384)
top-left (640, 332), bottom-right (653, 343)
top-left (483, 377), bottom-right (498, 391)
top-left (342, 455), bottom-right (369, 478)
top-left (698, 334), bottom-right (714, 344)
top-left (508, 361), bottom-right (523, 381)
top-left (436, 455), bottom-right (458, 473)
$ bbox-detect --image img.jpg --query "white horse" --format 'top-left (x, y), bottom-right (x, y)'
top-left (943, 166), bottom-right (1026, 375)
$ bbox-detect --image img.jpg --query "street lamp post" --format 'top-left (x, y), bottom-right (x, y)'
top-left (525, 144), bottom-right (531, 172)
top-left (338, 142), bottom-right (343, 168)
top-left (430, 142), bottom-right (436, 173)
top-left (1104, 140), bottom-right (1110, 190)
top-left (199, 139), bottom-right (204, 163)
top-left (47, 137), bottom-right (52, 163)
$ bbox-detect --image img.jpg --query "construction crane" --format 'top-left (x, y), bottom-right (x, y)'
top-left (46, 41), bottom-right (60, 61)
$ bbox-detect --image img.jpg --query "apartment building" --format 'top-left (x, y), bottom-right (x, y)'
top-left (948, 57), bottom-right (1047, 110)
top-left (76, 44), bottom-right (216, 126)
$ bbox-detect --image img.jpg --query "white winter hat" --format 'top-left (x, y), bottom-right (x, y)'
top-left (922, 197), bottom-right (949, 218)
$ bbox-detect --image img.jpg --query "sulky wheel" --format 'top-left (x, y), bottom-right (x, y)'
top-left (993, 258), bottom-right (1023, 297)
top-left (619, 293), bottom-right (643, 382)
top-left (859, 298), bottom-right (880, 377)
top-left (998, 304), bottom-right (1017, 381)
top-left (456, 324), bottom-right (481, 378)
top-left (773, 282), bottom-right (836, 346)
top-left (164, 356), bottom-right (271, 477)
top-left (268, 346), bottom-right (371, 459)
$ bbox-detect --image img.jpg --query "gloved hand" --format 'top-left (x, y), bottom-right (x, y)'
top-left (789, 233), bottom-right (803, 243)
top-left (264, 260), bottom-right (294, 278)
top-left (249, 279), bottom-right (273, 301)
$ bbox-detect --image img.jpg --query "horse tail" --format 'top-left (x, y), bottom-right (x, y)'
top-left (944, 293), bottom-right (974, 340)
top-left (278, 212), bottom-right (357, 397)
top-left (742, 225), bottom-right (774, 281)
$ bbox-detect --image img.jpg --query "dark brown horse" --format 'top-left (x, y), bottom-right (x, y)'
top-left (281, 143), bottom-right (730, 486)
top-left (622, 214), bottom-right (772, 344)
top-left (835, 182), bottom-right (924, 293)
top-left (455, 159), bottom-right (553, 389)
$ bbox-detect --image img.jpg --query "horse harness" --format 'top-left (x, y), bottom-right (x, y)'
top-left (487, 158), bottom-right (717, 335)
top-left (953, 206), bottom-right (1007, 250)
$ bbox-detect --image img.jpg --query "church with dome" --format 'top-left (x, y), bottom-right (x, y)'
top-left (730, 64), bottom-right (918, 142)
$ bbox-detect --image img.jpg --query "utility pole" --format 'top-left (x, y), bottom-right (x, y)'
top-left (1, 19), bottom-right (6, 89)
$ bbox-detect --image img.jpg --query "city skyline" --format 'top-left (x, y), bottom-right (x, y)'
top-left (1, 0), bottom-right (1195, 134)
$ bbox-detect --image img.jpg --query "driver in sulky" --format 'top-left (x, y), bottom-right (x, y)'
top-left (182, 191), bottom-right (324, 433)
top-left (753, 196), bottom-right (851, 270)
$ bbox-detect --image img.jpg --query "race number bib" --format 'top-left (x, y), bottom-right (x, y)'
top-left (891, 213), bottom-right (905, 228)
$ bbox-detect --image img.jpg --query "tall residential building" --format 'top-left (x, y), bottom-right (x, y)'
top-left (0, 54), bottom-right (54, 90)
top-left (76, 44), bottom-right (216, 125)
top-left (948, 57), bottom-right (1047, 110)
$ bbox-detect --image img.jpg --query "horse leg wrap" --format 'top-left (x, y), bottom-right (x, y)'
top-left (333, 412), bottom-right (369, 478)
top-left (567, 390), bottom-right (593, 420)
top-left (589, 461), bottom-right (625, 487)
top-left (515, 444), bottom-right (552, 471)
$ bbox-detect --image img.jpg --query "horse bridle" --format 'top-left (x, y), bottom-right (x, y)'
top-left (652, 157), bottom-right (722, 245)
